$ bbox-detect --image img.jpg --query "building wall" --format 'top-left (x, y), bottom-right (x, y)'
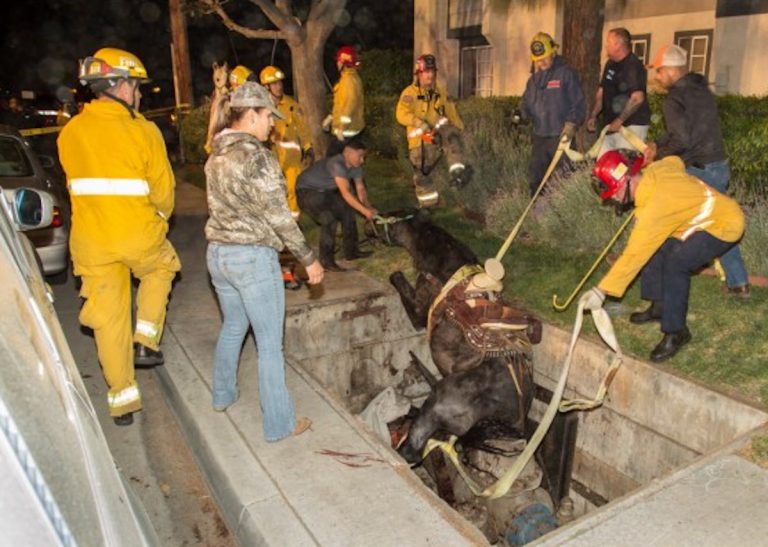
top-left (604, 10), bottom-right (715, 92)
top-left (414, 0), bottom-right (767, 97)
top-left (713, 13), bottom-right (768, 95)
top-left (499, 0), bottom-right (561, 96)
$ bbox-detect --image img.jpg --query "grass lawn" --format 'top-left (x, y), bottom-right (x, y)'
top-left (177, 154), bottom-right (768, 407)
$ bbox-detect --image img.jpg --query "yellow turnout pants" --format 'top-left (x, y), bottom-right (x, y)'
top-left (75, 239), bottom-right (181, 416)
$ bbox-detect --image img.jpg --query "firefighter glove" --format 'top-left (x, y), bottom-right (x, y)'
top-left (321, 114), bottom-right (332, 132)
top-left (560, 121), bottom-right (577, 142)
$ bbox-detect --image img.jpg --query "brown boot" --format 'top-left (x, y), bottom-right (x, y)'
top-left (292, 417), bottom-right (312, 437)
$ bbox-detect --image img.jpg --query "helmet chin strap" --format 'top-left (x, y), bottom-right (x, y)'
top-left (614, 180), bottom-right (635, 215)
top-left (102, 80), bottom-right (138, 119)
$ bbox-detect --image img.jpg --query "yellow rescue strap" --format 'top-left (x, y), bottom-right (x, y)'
top-left (426, 264), bottom-right (483, 335)
top-left (422, 296), bottom-right (623, 499)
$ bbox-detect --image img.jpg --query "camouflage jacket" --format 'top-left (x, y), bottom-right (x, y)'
top-left (204, 131), bottom-right (315, 265)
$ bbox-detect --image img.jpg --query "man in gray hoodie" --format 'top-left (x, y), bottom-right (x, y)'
top-left (644, 44), bottom-right (750, 297)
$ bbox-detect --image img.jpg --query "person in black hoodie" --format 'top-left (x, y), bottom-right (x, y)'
top-left (645, 44), bottom-right (750, 297)
top-left (521, 32), bottom-right (586, 196)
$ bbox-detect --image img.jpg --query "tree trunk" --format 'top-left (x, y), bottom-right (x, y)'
top-left (199, 0), bottom-right (346, 157)
top-left (287, 27), bottom-right (334, 158)
top-left (562, 0), bottom-right (605, 146)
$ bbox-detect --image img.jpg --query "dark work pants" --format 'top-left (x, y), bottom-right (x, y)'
top-left (640, 232), bottom-right (734, 333)
top-left (297, 188), bottom-right (358, 264)
top-left (528, 135), bottom-right (572, 197)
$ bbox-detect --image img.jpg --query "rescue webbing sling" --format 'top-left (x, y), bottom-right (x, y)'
top-left (495, 126), bottom-right (645, 263)
top-left (422, 295), bottom-right (623, 500)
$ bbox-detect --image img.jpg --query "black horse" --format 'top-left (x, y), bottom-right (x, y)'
top-left (382, 210), bottom-right (540, 462)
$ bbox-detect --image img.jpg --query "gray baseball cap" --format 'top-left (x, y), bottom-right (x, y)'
top-left (230, 82), bottom-right (284, 119)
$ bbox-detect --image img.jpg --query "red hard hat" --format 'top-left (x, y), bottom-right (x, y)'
top-left (414, 54), bottom-right (437, 74)
top-left (336, 46), bottom-right (360, 68)
top-left (592, 150), bottom-right (644, 199)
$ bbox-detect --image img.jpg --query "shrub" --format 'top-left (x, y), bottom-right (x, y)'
top-left (365, 95), bottom-right (403, 159)
top-left (359, 49), bottom-right (413, 96)
top-left (179, 102), bottom-right (210, 165)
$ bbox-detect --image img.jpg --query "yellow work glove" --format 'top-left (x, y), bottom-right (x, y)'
top-left (560, 121), bottom-right (577, 143)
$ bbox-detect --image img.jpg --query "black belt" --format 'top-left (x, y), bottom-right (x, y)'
top-left (297, 187), bottom-right (339, 194)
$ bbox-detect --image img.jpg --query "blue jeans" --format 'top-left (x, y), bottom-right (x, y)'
top-left (206, 243), bottom-right (296, 441)
top-left (640, 232), bottom-right (734, 333)
top-left (686, 161), bottom-right (749, 288)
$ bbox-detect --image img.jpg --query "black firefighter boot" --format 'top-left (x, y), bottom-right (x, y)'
top-left (629, 301), bottom-right (663, 324)
top-left (650, 327), bottom-right (692, 362)
top-left (134, 343), bottom-right (164, 367)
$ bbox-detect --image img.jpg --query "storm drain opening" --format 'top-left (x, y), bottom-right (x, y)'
top-left (283, 281), bottom-right (768, 545)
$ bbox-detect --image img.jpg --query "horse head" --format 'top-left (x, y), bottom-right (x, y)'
top-left (212, 61), bottom-right (229, 96)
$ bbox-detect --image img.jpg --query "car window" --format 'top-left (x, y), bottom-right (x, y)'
top-left (0, 137), bottom-right (33, 177)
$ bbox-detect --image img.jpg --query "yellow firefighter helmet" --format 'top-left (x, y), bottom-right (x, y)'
top-left (79, 48), bottom-right (151, 85)
top-left (229, 65), bottom-right (254, 90)
top-left (259, 65), bottom-right (286, 85)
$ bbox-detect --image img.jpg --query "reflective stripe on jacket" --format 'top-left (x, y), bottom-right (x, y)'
top-left (598, 156), bottom-right (744, 297)
top-left (57, 100), bottom-right (175, 264)
top-left (331, 68), bottom-right (365, 135)
top-left (272, 94), bottom-right (312, 168)
top-left (396, 83), bottom-right (464, 150)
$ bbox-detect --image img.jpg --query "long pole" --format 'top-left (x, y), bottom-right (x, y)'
top-left (169, 0), bottom-right (193, 110)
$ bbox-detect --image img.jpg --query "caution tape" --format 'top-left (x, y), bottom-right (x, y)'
top-left (19, 126), bottom-right (64, 137)
top-left (18, 104), bottom-right (192, 138)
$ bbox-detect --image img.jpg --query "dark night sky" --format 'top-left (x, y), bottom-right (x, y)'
top-left (0, 0), bottom-right (413, 107)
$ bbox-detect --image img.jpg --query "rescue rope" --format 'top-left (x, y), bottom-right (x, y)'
top-left (422, 296), bottom-right (623, 499)
top-left (369, 212), bottom-right (415, 246)
top-left (494, 126), bottom-right (646, 265)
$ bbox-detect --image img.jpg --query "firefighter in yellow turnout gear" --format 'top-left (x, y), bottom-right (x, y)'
top-left (396, 54), bottom-right (469, 208)
top-left (324, 46), bottom-right (365, 156)
top-left (58, 48), bottom-right (181, 425)
top-left (260, 65), bottom-right (313, 219)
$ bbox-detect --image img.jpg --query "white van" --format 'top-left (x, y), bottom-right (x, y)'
top-left (0, 187), bottom-right (158, 546)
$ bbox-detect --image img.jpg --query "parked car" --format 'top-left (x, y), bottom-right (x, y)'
top-left (0, 124), bottom-right (69, 282)
top-left (0, 186), bottom-right (159, 545)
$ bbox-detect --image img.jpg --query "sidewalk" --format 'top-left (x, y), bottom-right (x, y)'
top-left (160, 209), bottom-right (487, 546)
top-left (162, 180), bottom-right (768, 546)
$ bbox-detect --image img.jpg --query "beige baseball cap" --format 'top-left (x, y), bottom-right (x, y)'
top-left (230, 81), bottom-right (284, 119)
top-left (650, 44), bottom-right (687, 69)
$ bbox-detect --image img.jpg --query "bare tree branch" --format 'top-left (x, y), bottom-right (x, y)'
top-left (200, 0), bottom-right (287, 39)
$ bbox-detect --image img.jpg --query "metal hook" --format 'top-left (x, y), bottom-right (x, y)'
top-left (552, 211), bottom-right (636, 312)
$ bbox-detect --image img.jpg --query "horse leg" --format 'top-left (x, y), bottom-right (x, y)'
top-left (390, 271), bottom-right (428, 329)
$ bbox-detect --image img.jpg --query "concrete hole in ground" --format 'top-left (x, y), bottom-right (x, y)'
top-left (283, 279), bottom-right (768, 545)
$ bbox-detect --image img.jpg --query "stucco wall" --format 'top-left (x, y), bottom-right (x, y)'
top-left (713, 13), bottom-right (768, 95)
top-left (413, 1), bottom-right (765, 97)
top-left (499, 0), bottom-right (561, 96)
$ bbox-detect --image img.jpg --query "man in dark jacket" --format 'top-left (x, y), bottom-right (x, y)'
top-left (586, 28), bottom-right (651, 156)
top-left (521, 32), bottom-right (586, 196)
top-left (645, 44), bottom-right (750, 297)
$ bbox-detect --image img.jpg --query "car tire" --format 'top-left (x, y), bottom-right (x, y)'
top-left (46, 264), bottom-right (69, 285)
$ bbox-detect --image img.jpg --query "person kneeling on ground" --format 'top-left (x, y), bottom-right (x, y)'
top-left (296, 140), bottom-right (376, 272)
top-left (580, 151), bottom-right (744, 363)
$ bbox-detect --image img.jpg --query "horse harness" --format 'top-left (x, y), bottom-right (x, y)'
top-left (427, 266), bottom-right (542, 405)
top-left (369, 213), bottom-right (416, 246)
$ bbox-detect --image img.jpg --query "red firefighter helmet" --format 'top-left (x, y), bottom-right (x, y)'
top-left (592, 150), bottom-right (644, 199)
top-left (335, 46), bottom-right (360, 68)
top-left (414, 54), bottom-right (437, 74)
